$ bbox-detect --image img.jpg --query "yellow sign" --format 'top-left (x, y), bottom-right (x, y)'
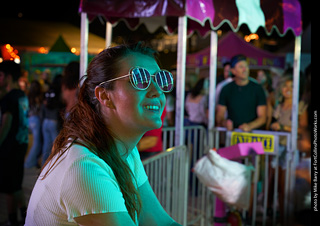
top-left (230, 132), bottom-right (275, 153)
top-left (202, 56), bottom-right (208, 65)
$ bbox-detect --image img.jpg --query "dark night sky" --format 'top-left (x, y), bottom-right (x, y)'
top-left (1, 1), bottom-right (80, 24)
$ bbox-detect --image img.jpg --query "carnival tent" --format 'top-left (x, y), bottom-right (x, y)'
top-left (49, 35), bottom-right (71, 52)
top-left (79, 0), bottom-right (302, 146)
top-left (186, 31), bottom-right (286, 69)
top-left (78, 0), bottom-right (302, 225)
top-left (79, 0), bottom-right (302, 37)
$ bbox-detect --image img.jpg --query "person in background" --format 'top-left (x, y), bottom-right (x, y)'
top-left (184, 77), bottom-right (209, 197)
top-left (270, 67), bottom-right (284, 92)
top-left (184, 78), bottom-right (208, 127)
top-left (138, 106), bottom-right (166, 160)
top-left (61, 61), bottom-right (80, 116)
top-left (215, 62), bottom-right (232, 110)
top-left (41, 74), bottom-right (64, 165)
top-left (222, 62), bottom-right (231, 80)
top-left (269, 74), bottom-right (308, 134)
top-left (0, 61), bottom-right (29, 226)
top-left (164, 69), bottom-right (176, 127)
top-left (165, 93), bottom-right (175, 127)
top-left (216, 54), bottom-right (267, 132)
top-left (256, 69), bottom-right (275, 130)
top-left (301, 64), bottom-right (311, 113)
top-left (294, 121), bottom-right (311, 226)
top-left (0, 77), bottom-right (7, 99)
top-left (39, 69), bottom-right (51, 93)
top-left (256, 69), bottom-right (273, 98)
top-left (24, 80), bottom-right (43, 169)
top-left (25, 43), bottom-right (180, 226)
top-left (268, 74), bottom-right (308, 224)
top-left (294, 64), bottom-right (311, 226)
top-left (18, 70), bottom-right (30, 93)
top-left (216, 62), bottom-right (231, 85)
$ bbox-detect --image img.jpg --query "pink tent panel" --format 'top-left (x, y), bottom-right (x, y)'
top-left (79, 0), bottom-right (302, 37)
top-left (79, 0), bottom-right (185, 19)
top-left (261, 0), bottom-right (302, 36)
top-left (186, 32), bottom-right (285, 68)
top-left (187, 0), bottom-right (302, 36)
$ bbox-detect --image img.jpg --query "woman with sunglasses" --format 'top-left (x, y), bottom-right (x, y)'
top-left (25, 43), bottom-right (178, 226)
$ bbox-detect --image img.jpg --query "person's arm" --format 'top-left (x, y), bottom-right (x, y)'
top-left (239, 105), bottom-right (267, 132)
top-left (271, 107), bottom-right (308, 133)
top-left (165, 95), bottom-right (175, 127)
top-left (216, 105), bottom-right (234, 131)
top-left (0, 112), bottom-right (12, 146)
top-left (216, 84), bottom-right (235, 130)
top-left (138, 180), bottom-right (182, 226)
top-left (265, 98), bottom-right (273, 130)
top-left (166, 111), bottom-right (175, 127)
top-left (216, 104), bottom-right (227, 127)
top-left (298, 103), bottom-right (309, 133)
top-left (74, 212), bottom-right (136, 226)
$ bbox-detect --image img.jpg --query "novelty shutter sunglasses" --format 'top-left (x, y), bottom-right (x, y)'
top-left (98, 67), bottom-right (174, 92)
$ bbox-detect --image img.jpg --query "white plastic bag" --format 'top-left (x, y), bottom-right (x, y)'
top-left (193, 149), bottom-right (254, 210)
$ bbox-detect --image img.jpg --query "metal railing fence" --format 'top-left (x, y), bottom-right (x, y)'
top-left (143, 126), bottom-right (298, 226)
top-left (213, 127), bottom-right (297, 226)
top-left (142, 145), bottom-right (189, 226)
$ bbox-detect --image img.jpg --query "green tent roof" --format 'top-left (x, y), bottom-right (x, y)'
top-left (49, 35), bottom-right (71, 52)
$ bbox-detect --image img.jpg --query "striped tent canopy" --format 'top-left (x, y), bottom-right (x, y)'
top-left (79, 0), bottom-right (302, 37)
top-left (78, 0), bottom-right (303, 155)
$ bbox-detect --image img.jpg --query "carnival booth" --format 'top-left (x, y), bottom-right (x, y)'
top-left (78, 1), bottom-right (303, 225)
top-left (186, 31), bottom-right (286, 70)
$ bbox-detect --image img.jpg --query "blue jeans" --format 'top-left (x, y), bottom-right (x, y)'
top-left (24, 116), bottom-right (42, 168)
top-left (42, 119), bottom-right (59, 165)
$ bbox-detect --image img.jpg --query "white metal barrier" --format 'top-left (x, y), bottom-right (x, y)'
top-left (142, 145), bottom-right (190, 226)
top-left (163, 126), bottom-right (212, 225)
top-left (213, 127), bottom-right (297, 226)
top-left (143, 126), bottom-right (297, 225)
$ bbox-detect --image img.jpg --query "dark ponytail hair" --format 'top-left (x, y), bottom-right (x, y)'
top-left (41, 42), bottom-right (157, 222)
top-left (190, 78), bottom-right (205, 97)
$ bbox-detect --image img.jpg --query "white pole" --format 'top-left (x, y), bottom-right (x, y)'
top-left (80, 12), bottom-right (89, 86)
top-left (175, 16), bottom-right (187, 146)
top-left (105, 21), bottom-right (113, 49)
top-left (287, 35), bottom-right (301, 225)
top-left (291, 35), bottom-right (301, 152)
top-left (208, 31), bottom-right (218, 148)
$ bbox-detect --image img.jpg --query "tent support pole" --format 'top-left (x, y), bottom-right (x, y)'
top-left (208, 30), bottom-right (218, 149)
top-left (291, 35), bottom-right (301, 152)
top-left (105, 21), bottom-right (112, 48)
top-left (175, 17), bottom-right (187, 226)
top-left (175, 16), bottom-right (187, 147)
top-left (286, 35), bottom-right (301, 225)
top-left (80, 12), bottom-right (88, 85)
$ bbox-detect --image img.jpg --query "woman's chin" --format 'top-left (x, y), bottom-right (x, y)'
top-left (143, 120), bottom-right (163, 131)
